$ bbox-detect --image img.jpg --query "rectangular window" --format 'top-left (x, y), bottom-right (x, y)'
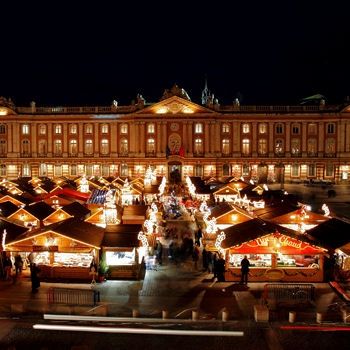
top-left (291, 164), bottom-right (300, 177)
top-left (325, 163), bottom-right (334, 177)
top-left (22, 124), bottom-right (30, 135)
top-left (194, 123), bottom-right (203, 134)
top-left (327, 123), bottom-right (335, 134)
top-left (308, 164), bottom-right (316, 177)
top-left (55, 124), bottom-right (62, 134)
top-left (259, 123), bottom-right (267, 134)
top-left (54, 164), bottom-right (62, 177)
top-left (229, 254), bottom-right (272, 267)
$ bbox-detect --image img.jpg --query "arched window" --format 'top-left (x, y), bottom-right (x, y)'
top-left (326, 123), bottom-right (335, 134)
top-left (242, 123), bottom-right (250, 134)
top-left (101, 139), bottom-right (109, 154)
top-left (259, 123), bottom-right (267, 134)
top-left (69, 139), bottom-right (77, 155)
top-left (22, 124), bottom-right (30, 135)
top-left (275, 123), bottom-right (284, 134)
top-left (85, 139), bottom-right (93, 154)
top-left (291, 123), bottom-right (300, 135)
top-left (22, 139), bottom-right (30, 154)
top-left (54, 124), bottom-right (62, 134)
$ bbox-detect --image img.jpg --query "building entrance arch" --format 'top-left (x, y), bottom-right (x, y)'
top-left (168, 160), bottom-right (182, 184)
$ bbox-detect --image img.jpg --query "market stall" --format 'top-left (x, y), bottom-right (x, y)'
top-left (221, 219), bottom-right (327, 282)
top-left (4, 217), bottom-right (104, 281)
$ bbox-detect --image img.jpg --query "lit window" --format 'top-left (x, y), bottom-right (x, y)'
top-left (70, 124), bottom-right (77, 134)
top-left (194, 123), bottom-right (203, 134)
top-left (102, 164), bottom-right (109, 177)
top-left (85, 139), bottom-right (93, 154)
top-left (121, 163), bottom-right (128, 176)
top-left (54, 164), bottom-right (62, 177)
top-left (69, 139), bottom-right (77, 154)
top-left (120, 138), bottom-right (128, 154)
top-left (22, 124), bottom-right (30, 135)
top-left (291, 163), bottom-right (299, 177)
top-left (101, 139), bottom-right (109, 154)
top-left (243, 164), bottom-right (250, 176)
top-left (275, 139), bottom-right (284, 154)
top-left (101, 124), bottom-right (109, 134)
top-left (120, 124), bottom-right (128, 134)
top-left (291, 138), bottom-right (301, 154)
top-left (54, 139), bottom-right (62, 154)
top-left (39, 163), bottom-right (47, 177)
top-left (222, 139), bottom-right (230, 155)
top-left (275, 123), bottom-right (284, 134)
top-left (0, 164), bottom-right (6, 176)
top-left (325, 163), bottom-right (334, 177)
top-left (222, 123), bottom-right (230, 133)
top-left (23, 164), bottom-right (31, 177)
top-left (194, 138), bottom-right (203, 154)
top-left (147, 138), bottom-right (155, 153)
top-left (259, 123), bottom-right (267, 134)
top-left (55, 124), bottom-right (62, 134)
top-left (147, 123), bottom-right (155, 134)
top-left (258, 139), bottom-right (267, 155)
top-left (195, 164), bottom-right (203, 177)
top-left (70, 164), bottom-right (77, 176)
top-left (242, 123), bottom-right (250, 134)
top-left (39, 124), bottom-right (46, 135)
top-left (242, 139), bottom-right (250, 155)
top-left (85, 124), bottom-right (93, 134)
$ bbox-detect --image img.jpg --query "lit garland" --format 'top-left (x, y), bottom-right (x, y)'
top-left (138, 231), bottom-right (149, 247)
top-left (144, 165), bottom-right (157, 186)
top-left (2, 229), bottom-right (7, 251)
top-left (158, 176), bottom-right (167, 196)
top-left (322, 203), bottom-right (330, 217)
top-left (185, 176), bottom-right (196, 196)
top-left (143, 219), bottom-right (154, 235)
top-left (215, 231), bottom-right (226, 256)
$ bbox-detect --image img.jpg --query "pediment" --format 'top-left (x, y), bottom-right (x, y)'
top-left (137, 96), bottom-right (215, 115)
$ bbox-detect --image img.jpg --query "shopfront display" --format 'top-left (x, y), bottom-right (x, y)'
top-left (224, 230), bottom-right (327, 282)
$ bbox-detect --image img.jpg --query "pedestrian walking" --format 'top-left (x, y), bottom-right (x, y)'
top-left (240, 255), bottom-right (250, 284)
top-left (202, 246), bottom-right (209, 272)
top-left (192, 243), bottom-right (200, 271)
top-left (3, 256), bottom-right (13, 281)
top-left (30, 263), bottom-right (41, 293)
top-left (216, 255), bottom-right (226, 282)
top-left (14, 254), bottom-right (23, 276)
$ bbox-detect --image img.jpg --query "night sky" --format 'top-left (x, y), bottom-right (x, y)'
top-left (1, 1), bottom-right (350, 106)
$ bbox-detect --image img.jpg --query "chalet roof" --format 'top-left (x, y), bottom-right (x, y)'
top-left (221, 218), bottom-right (312, 249)
top-left (189, 177), bottom-right (212, 194)
top-left (0, 218), bottom-right (28, 242)
top-left (25, 201), bottom-right (55, 220)
top-left (253, 202), bottom-right (297, 220)
top-left (122, 205), bottom-right (148, 216)
top-left (62, 202), bottom-right (90, 218)
top-left (0, 201), bottom-right (19, 217)
top-left (102, 224), bottom-right (142, 247)
top-left (209, 202), bottom-right (235, 219)
top-left (143, 185), bottom-right (160, 194)
top-left (7, 217), bottom-right (104, 247)
top-left (305, 218), bottom-right (350, 250)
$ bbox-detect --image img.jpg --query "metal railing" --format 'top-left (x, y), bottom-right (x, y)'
top-left (263, 283), bottom-right (315, 303)
top-left (47, 287), bottom-right (100, 306)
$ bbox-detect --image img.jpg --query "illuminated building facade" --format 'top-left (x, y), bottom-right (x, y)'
top-left (1, 85), bottom-right (350, 183)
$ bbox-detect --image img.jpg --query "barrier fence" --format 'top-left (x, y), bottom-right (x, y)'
top-left (47, 288), bottom-right (100, 306)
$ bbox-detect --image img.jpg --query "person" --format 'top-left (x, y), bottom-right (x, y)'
top-left (14, 254), bottom-right (23, 276)
top-left (155, 240), bottom-right (163, 265)
top-left (192, 243), bottom-right (200, 271)
top-left (216, 255), bottom-right (226, 282)
top-left (202, 246), bottom-right (209, 272)
top-left (240, 255), bottom-right (250, 284)
top-left (3, 256), bottom-right (13, 281)
top-left (30, 263), bottom-right (41, 293)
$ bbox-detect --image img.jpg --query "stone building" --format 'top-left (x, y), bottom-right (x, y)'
top-left (1, 85), bottom-right (350, 183)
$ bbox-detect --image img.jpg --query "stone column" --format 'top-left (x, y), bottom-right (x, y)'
top-left (31, 124), bottom-right (37, 154)
top-left (130, 122), bottom-right (136, 155)
top-left (63, 123), bottom-right (68, 154)
top-left (156, 122), bottom-right (161, 154)
top-left (110, 123), bottom-right (117, 154)
top-left (140, 122), bottom-right (145, 154)
top-left (318, 122), bottom-right (324, 153)
top-left (161, 122), bottom-right (167, 153)
top-left (187, 122), bottom-right (193, 154)
top-left (301, 122), bottom-right (307, 153)
top-left (210, 122), bottom-right (215, 154)
top-left (48, 123), bottom-right (52, 153)
top-left (232, 121), bottom-right (240, 155)
top-left (268, 123), bottom-right (274, 155)
top-left (94, 123), bottom-right (99, 154)
top-left (182, 121), bottom-right (187, 154)
top-left (204, 122), bottom-right (210, 154)
top-left (252, 122), bottom-right (257, 154)
top-left (78, 123), bottom-right (84, 154)
top-left (215, 122), bottom-right (220, 154)
top-left (285, 122), bottom-right (291, 153)
top-left (7, 123), bottom-right (12, 153)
